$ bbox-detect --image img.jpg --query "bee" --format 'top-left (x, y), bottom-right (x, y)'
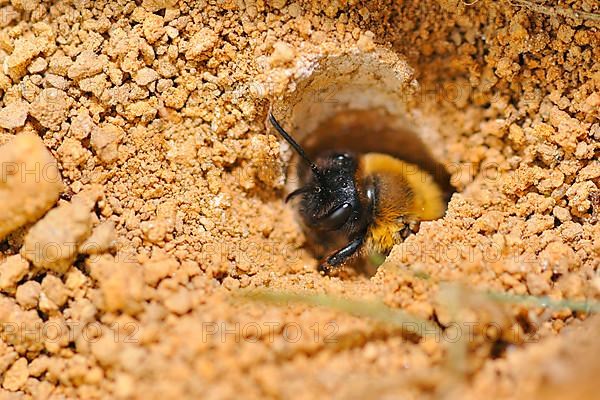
top-left (269, 113), bottom-right (446, 273)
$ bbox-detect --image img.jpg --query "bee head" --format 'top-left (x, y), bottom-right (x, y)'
top-left (269, 113), bottom-right (362, 232)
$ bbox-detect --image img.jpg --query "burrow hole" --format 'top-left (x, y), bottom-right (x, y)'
top-left (271, 49), bottom-right (457, 274)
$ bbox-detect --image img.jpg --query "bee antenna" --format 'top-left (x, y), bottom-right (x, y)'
top-left (269, 113), bottom-right (322, 179)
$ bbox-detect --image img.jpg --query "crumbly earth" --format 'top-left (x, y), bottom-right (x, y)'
top-left (0, 0), bottom-right (598, 399)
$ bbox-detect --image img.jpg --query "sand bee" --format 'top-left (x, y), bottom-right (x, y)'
top-left (269, 113), bottom-right (445, 273)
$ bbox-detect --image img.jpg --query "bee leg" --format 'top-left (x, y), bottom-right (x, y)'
top-left (398, 220), bottom-right (421, 240)
top-left (318, 234), bottom-right (365, 274)
top-left (408, 219), bottom-right (420, 233)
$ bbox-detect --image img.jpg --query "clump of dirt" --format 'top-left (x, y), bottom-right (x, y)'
top-left (0, 0), bottom-right (598, 399)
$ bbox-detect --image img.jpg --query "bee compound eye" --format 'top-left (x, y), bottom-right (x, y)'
top-left (334, 153), bottom-right (350, 164)
top-left (315, 203), bottom-right (352, 230)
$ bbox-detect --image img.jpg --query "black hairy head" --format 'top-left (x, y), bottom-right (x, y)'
top-left (293, 152), bottom-right (363, 232)
top-left (269, 113), bottom-right (365, 234)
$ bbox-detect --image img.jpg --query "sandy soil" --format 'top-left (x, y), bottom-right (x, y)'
top-left (0, 0), bottom-right (599, 399)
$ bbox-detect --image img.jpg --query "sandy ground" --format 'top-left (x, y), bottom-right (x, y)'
top-left (0, 0), bottom-right (599, 399)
